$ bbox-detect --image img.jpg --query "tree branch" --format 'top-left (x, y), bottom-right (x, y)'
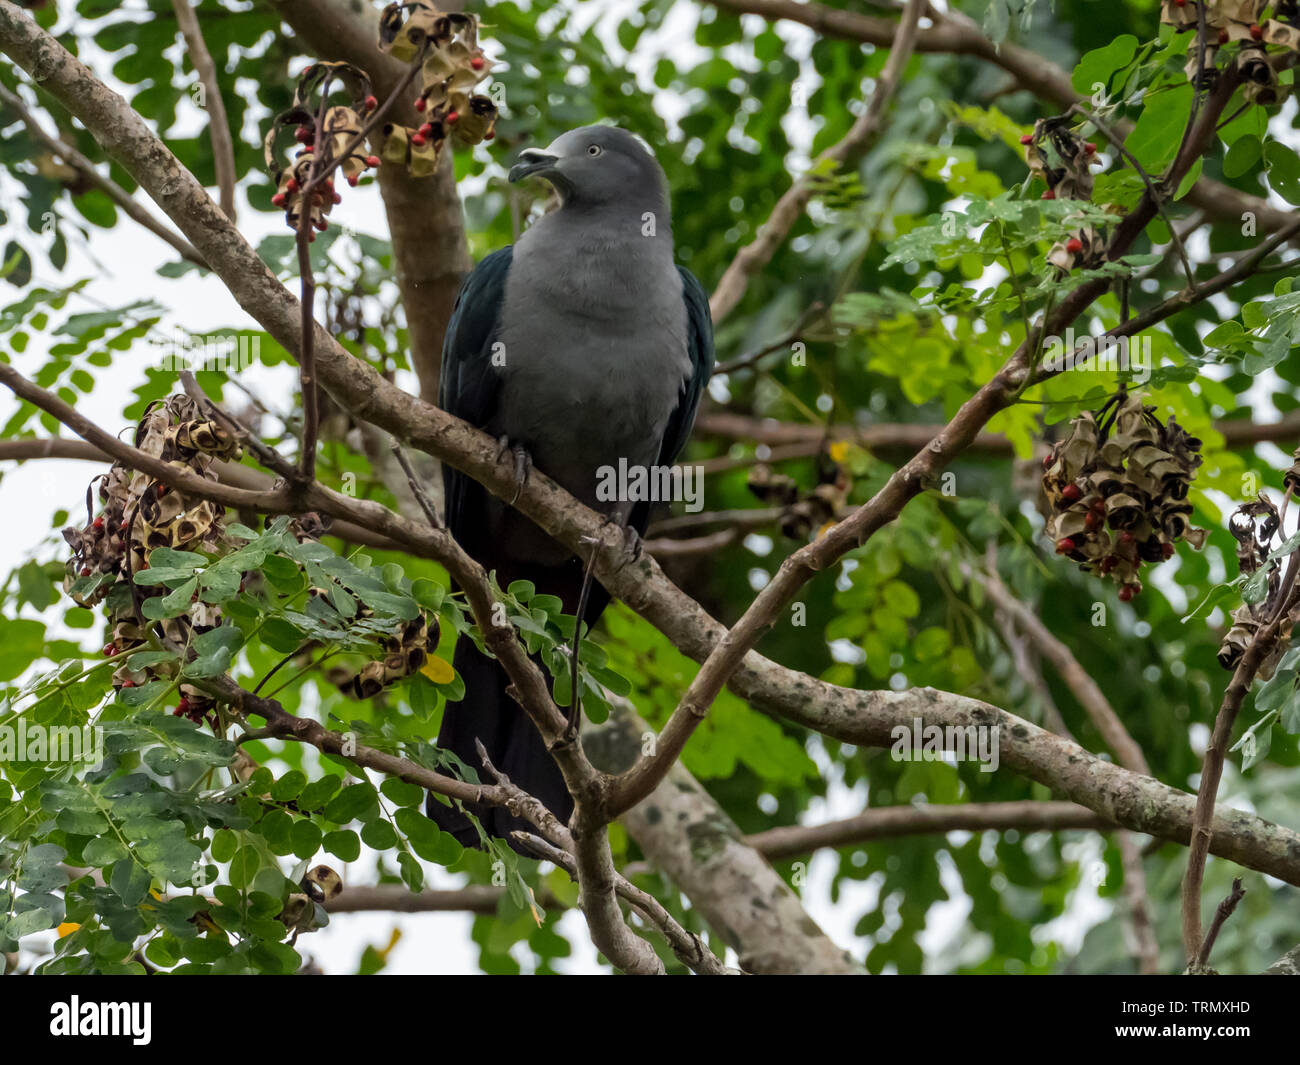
top-left (170, 0), bottom-right (237, 220)
top-left (709, 0), bottom-right (923, 321)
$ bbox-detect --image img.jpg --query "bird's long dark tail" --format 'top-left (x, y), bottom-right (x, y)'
top-left (425, 636), bottom-right (575, 854)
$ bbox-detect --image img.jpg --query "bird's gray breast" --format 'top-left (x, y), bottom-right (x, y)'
top-left (493, 216), bottom-right (691, 515)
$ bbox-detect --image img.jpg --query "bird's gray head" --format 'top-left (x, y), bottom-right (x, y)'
top-left (508, 125), bottom-right (667, 209)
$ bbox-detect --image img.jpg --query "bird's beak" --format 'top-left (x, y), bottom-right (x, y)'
top-left (508, 148), bottom-right (560, 184)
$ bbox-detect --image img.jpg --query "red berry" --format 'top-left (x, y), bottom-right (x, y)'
top-left (1084, 142), bottom-right (1097, 155)
top-left (485, 130), bottom-right (495, 140)
top-left (156, 484), bottom-right (167, 497)
top-left (1100, 556), bottom-right (1117, 574)
top-left (414, 97), bottom-right (427, 112)
top-left (1066, 238), bottom-right (1083, 253)
top-left (1162, 542), bottom-right (1175, 560)
top-left (411, 133), bottom-right (427, 147)
top-left (1118, 584), bottom-right (1136, 602)
top-left (470, 56), bottom-right (485, 70)
top-left (1085, 511), bottom-right (1101, 530)
top-left (1250, 23), bottom-right (1263, 40)
top-left (93, 516), bottom-right (104, 529)
top-left (271, 192), bottom-right (287, 207)
top-left (1019, 133), bottom-right (1033, 145)
top-left (1041, 189), bottom-right (1056, 200)
top-left (286, 179), bottom-right (299, 193)
top-left (1055, 537), bottom-right (1076, 555)
top-left (1218, 28), bottom-right (1229, 44)
top-left (121, 679), bottom-right (135, 688)
top-left (365, 155), bottom-right (381, 168)
top-left (347, 174), bottom-right (359, 187)
top-left (447, 111), bottom-right (459, 124)
top-left (80, 567), bottom-right (92, 577)
top-left (1042, 453), bottom-right (1053, 469)
top-left (103, 642), bottom-right (117, 656)
top-left (331, 191), bottom-right (342, 204)
top-left (1174, 0), bottom-right (1186, 5)
top-left (1061, 483), bottom-right (1082, 502)
top-left (295, 126), bottom-right (312, 144)
top-left (364, 95), bottom-right (378, 111)
top-left (119, 520), bottom-right (129, 532)
top-left (418, 123), bottom-right (433, 137)
top-left (314, 217), bottom-right (328, 231)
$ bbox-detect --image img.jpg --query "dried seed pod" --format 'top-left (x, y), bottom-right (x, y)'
top-left (1043, 393), bottom-right (1206, 587)
top-left (302, 865), bottom-right (343, 903)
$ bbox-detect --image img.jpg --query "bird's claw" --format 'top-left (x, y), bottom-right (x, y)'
top-left (495, 435), bottom-right (532, 505)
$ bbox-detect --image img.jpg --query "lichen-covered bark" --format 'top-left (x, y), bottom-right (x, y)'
top-left (586, 703), bottom-right (863, 974)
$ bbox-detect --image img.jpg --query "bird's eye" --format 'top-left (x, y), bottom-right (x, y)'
top-left (587, 144), bottom-right (602, 157)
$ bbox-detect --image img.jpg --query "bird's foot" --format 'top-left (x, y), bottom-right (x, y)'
top-left (582, 515), bottom-right (642, 563)
top-left (495, 435), bottom-right (532, 505)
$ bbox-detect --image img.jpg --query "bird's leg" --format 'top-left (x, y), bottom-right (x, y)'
top-left (495, 435), bottom-right (532, 505)
top-left (565, 510), bottom-right (638, 738)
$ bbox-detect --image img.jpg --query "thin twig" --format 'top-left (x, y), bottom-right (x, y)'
top-left (170, 0), bottom-right (237, 220)
top-left (0, 83), bottom-right (204, 266)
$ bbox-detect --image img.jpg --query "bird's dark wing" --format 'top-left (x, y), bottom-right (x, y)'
top-left (439, 246), bottom-right (512, 537)
top-left (657, 265), bottom-right (715, 468)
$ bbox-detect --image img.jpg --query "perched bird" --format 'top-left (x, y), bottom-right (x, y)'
top-left (425, 125), bottom-right (714, 851)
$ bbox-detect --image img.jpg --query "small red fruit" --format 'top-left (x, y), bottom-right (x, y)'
top-left (1084, 142), bottom-right (1097, 155)
top-left (1118, 584), bottom-right (1137, 602)
top-left (1100, 556), bottom-right (1118, 574)
top-left (365, 155), bottom-right (381, 168)
top-left (286, 178), bottom-right (299, 193)
top-left (80, 567), bottom-right (92, 577)
top-left (470, 56), bottom-right (485, 70)
top-left (364, 95), bottom-right (378, 111)
top-left (93, 516), bottom-right (104, 529)
top-left (1218, 28), bottom-right (1229, 44)
top-left (119, 520), bottom-right (129, 532)
top-left (418, 123), bottom-right (433, 137)
top-left (1174, 0), bottom-right (1186, 5)
top-left (103, 642), bottom-right (117, 656)
top-left (1162, 542), bottom-right (1175, 560)
top-left (1019, 133), bottom-right (1033, 145)
top-left (485, 130), bottom-right (495, 140)
top-left (1066, 238), bottom-right (1083, 254)
top-left (1085, 512), bottom-right (1101, 530)
top-left (447, 111), bottom-right (459, 124)
top-left (347, 174), bottom-right (359, 187)
top-left (411, 133), bottom-right (427, 147)
top-left (1250, 23), bottom-right (1263, 40)
top-left (1041, 188), bottom-right (1056, 200)
top-left (1056, 537), bottom-right (1076, 555)
top-left (331, 191), bottom-right (342, 204)
top-left (121, 679), bottom-right (136, 688)
top-left (414, 96), bottom-right (427, 112)
top-left (156, 484), bottom-right (167, 497)
top-left (295, 126), bottom-right (313, 144)
top-left (271, 192), bottom-right (287, 207)
top-left (1061, 483), bottom-right (1082, 502)
top-left (1042, 453), bottom-right (1053, 469)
